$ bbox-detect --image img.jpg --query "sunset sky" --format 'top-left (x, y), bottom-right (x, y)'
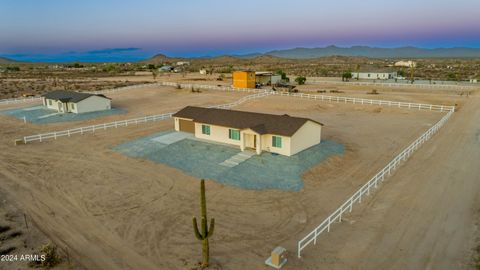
top-left (1, 0), bottom-right (479, 61)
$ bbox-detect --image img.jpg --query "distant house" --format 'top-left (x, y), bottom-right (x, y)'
top-left (199, 68), bottom-right (207, 75)
top-left (255, 72), bottom-right (282, 86)
top-left (351, 71), bottom-right (398, 80)
top-left (159, 65), bottom-right (174, 72)
top-left (232, 71), bottom-right (256, 88)
top-left (176, 61), bottom-right (190, 66)
top-left (394, 60), bottom-right (417, 68)
top-left (173, 106), bottom-right (323, 156)
top-left (42, 90), bottom-right (111, 113)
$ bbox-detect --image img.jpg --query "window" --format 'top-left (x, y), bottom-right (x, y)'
top-left (48, 100), bottom-right (52, 105)
top-left (71, 103), bottom-right (75, 109)
top-left (229, 129), bottom-right (240, 140)
top-left (201, 124), bottom-right (210, 135)
top-left (272, 136), bottom-right (282, 148)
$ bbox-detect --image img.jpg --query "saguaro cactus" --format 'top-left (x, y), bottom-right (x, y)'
top-left (192, 179), bottom-right (215, 267)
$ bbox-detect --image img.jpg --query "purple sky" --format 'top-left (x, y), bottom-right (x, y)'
top-left (1, 0), bottom-right (479, 61)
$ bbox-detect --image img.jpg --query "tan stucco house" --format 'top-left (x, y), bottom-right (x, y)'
top-left (173, 106), bottom-right (323, 156)
top-left (42, 90), bottom-right (111, 114)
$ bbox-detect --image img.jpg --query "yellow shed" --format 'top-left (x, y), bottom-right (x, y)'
top-left (232, 71), bottom-right (256, 89)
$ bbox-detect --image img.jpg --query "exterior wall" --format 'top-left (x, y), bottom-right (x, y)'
top-left (75, 96), bottom-right (111, 113)
top-left (45, 98), bottom-right (60, 111)
top-left (290, 120), bottom-right (322, 155)
top-left (271, 75), bottom-right (282, 84)
top-left (352, 72), bottom-right (397, 80)
top-left (260, 134), bottom-right (291, 156)
top-left (233, 71), bottom-right (256, 88)
top-left (176, 120), bottom-right (320, 157)
top-left (194, 123), bottom-right (242, 147)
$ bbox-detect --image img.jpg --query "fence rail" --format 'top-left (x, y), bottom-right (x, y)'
top-left (274, 92), bottom-right (455, 112)
top-left (308, 80), bottom-right (478, 90)
top-left (0, 82), bottom-right (164, 106)
top-left (20, 91), bottom-right (273, 144)
top-left (0, 96), bottom-right (42, 105)
top-left (160, 81), bottom-right (264, 93)
top-left (297, 106), bottom-right (455, 258)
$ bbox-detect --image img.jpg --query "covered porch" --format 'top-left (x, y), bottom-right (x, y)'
top-left (240, 129), bottom-right (262, 155)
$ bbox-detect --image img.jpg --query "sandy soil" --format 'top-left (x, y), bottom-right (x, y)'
top-left (0, 186), bottom-right (80, 270)
top-left (1, 85), bottom-right (249, 139)
top-left (291, 94), bottom-right (480, 270)
top-left (0, 86), bottom-right (462, 269)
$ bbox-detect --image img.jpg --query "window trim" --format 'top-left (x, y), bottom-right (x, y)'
top-left (272, 136), bottom-right (282, 148)
top-left (228, 129), bottom-right (240, 141)
top-left (201, 124), bottom-right (211, 135)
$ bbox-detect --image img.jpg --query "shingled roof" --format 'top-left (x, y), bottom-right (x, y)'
top-left (42, 90), bottom-right (110, 103)
top-left (173, 106), bottom-right (323, 137)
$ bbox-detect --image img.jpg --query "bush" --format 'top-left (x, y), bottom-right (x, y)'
top-left (40, 243), bottom-right (61, 268)
top-left (295, 76), bottom-right (306, 85)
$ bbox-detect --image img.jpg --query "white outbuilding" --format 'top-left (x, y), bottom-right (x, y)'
top-left (351, 71), bottom-right (398, 80)
top-left (42, 90), bottom-right (111, 114)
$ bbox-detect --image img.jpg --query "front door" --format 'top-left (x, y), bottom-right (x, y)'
top-left (245, 134), bottom-right (256, 149)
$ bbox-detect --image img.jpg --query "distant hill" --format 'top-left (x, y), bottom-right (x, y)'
top-left (0, 56), bottom-right (19, 64)
top-left (260, 46), bottom-right (480, 59)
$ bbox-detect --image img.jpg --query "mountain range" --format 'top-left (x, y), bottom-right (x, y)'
top-left (237, 46), bottom-right (480, 59)
top-left (3, 46), bottom-right (480, 63)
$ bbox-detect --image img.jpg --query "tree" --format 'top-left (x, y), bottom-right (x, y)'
top-left (342, 72), bottom-right (352, 82)
top-left (192, 179), bottom-right (215, 268)
top-left (295, 76), bottom-right (307, 85)
top-left (275, 69), bottom-right (290, 82)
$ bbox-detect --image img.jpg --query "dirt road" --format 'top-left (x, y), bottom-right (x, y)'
top-left (0, 89), bottom-right (466, 270)
top-left (294, 96), bottom-right (480, 269)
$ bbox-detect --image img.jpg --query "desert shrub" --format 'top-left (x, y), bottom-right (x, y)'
top-left (40, 243), bottom-right (61, 268)
top-left (295, 76), bottom-right (306, 85)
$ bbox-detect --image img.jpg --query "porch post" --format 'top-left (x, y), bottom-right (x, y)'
top-left (240, 131), bottom-right (245, 151)
top-left (256, 134), bottom-right (261, 155)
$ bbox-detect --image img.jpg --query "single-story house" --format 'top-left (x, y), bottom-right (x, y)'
top-left (394, 60), bottom-right (417, 68)
top-left (173, 106), bottom-right (323, 156)
top-left (351, 71), bottom-right (398, 80)
top-left (42, 90), bottom-right (111, 113)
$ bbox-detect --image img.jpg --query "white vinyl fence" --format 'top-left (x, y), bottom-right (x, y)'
top-left (297, 107), bottom-right (455, 258)
top-left (160, 81), bottom-right (264, 93)
top-left (0, 96), bottom-right (42, 105)
top-left (308, 80), bottom-right (478, 90)
top-left (0, 82), bottom-right (161, 106)
top-left (20, 91), bottom-right (273, 144)
top-left (273, 92), bottom-right (455, 112)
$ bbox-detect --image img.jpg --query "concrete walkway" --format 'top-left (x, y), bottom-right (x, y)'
top-left (219, 150), bottom-right (255, 167)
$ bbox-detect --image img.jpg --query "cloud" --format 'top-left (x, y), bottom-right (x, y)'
top-left (87, 48), bottom-right (142, 54)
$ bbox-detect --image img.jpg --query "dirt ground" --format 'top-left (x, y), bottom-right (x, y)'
top-left (0, 83), bottom-right (477, 269)
top-left (1, 85), bottom-right (249, 138)
top-left (0, 187), bottom-right (81, 270)
top-left (291, 94), bottom-right (480, 270)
